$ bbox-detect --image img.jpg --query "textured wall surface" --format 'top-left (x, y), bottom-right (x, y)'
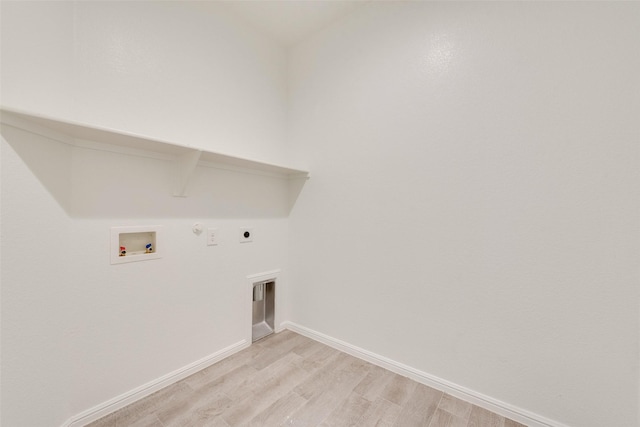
top-left (287, 3), bottom-right (639, 427)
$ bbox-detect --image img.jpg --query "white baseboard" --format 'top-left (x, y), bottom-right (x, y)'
top-left (283, 321), bottom-right (568, 427)
top-left (60, 324), bottom-right (569, 427)
top-left (61, 339), bottom-right (249, 427)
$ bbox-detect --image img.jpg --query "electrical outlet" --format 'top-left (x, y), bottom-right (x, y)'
top-left (239, 227), bottom-right (253, 243)
top-left (206, 228), bottom-right (218, 246)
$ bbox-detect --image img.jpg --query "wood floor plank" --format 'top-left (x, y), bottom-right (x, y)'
top-left (249, 332), bottom-right (310, 370)
top-left (86, 412), bottom-right (116, 427)
top-left (224, 351), bottom-right (303, 401)
top-left (113, 382), bottom-right (194, 427)
top-left (185, 363), bottom-right (258, 401)
top-left (200, 418), bottom-right (230, 427)
top-left (358, 397), bottom-right (403, 427)
top-left (288, 353), bottom-right (372, 425)
top-left (287, 380), bottom-right (364, 426)
top-left (438, 393), bottom-right (473, 420)
top-left (468, 405), bottom-right (506, 427)
top-left (220, 354), bottom-right (311, 425)
top-left (504, 418), bottom-right (528, 427)
top-left (248, 390), bottom-right (307, 426)
top-left (318, 391), bottom-right (372, 426)
top-left (378, 373), bottom-right (418, 406)
top-left (182, 344), bottom-right (264, 390)
top-left (297, 342), bottom-right (342, 373)
top-left (291, 335), bottom-right (327, 357)
top-left (293, 351), bottom-right (352, 399)
top-left (255, 329), bottom-right (299, 348)
top-left (121, 413), bottom-right (163, 427)
top-left (428, 408), bottom-right (469, 427)
top-left (155, 390), bottom-right (230, 427)
top-left (393, 382), bottom-right (443, 426)
top-left (354, 364), bottom-right (394, 402)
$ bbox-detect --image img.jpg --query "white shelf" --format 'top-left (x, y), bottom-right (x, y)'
top-left (0, 107), bottom-right (309, 197)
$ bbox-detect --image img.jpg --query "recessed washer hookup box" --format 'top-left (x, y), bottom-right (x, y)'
top-left (110, 225), bottom-right (163, 264)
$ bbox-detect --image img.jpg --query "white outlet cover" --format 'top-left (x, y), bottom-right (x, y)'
top-left (206, 228), bottom-right (218, 246)
top-left (239, 227), bottom-right (253, 243)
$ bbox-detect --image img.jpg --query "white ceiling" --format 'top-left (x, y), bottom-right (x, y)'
top-left (215, 1), bottom-right (367, 47)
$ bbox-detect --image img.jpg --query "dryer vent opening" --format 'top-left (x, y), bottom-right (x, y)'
top-left (252, 281), bottom-right (275, 342)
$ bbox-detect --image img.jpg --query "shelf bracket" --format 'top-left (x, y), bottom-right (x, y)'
top-left (173, 149), bottom-right (202, 197)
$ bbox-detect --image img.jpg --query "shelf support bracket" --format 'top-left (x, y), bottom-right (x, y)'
top-left (173, 149), bottom-right (202, 197)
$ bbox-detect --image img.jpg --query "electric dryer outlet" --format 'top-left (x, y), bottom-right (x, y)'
top-left (239, 227), bottom-right (253, 243)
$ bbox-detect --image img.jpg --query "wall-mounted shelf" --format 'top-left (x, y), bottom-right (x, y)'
top-left (0, 107), bottom-right (309, 197)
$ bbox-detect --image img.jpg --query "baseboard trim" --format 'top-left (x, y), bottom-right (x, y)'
top-left (61, 324), bottom-right (570, 427)
top-left (283, 321), bottom-right (568, 427)
top-left (61, 339), bottom-right (249, 427)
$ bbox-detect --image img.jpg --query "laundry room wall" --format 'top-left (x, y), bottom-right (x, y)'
top-left (287, 2), bottom-right (640, 427)
top-left (1, 2), bottom-right (293, 425)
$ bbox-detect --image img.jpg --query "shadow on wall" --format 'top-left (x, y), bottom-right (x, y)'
top-left (1, 124), bottom-right (306, 219)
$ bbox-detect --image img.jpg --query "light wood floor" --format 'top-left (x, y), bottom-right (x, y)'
top-left (88, 330), bottom-right (527, 427)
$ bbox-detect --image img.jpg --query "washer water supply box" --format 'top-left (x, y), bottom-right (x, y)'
top-left (110, 226), bottom-right (163, 264)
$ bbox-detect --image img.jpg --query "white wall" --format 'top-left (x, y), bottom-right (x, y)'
top-left (287, 2), bottom-right (639, 427)
top-left (1, 1), bottom-right (288, 165)
top-left (1, 2), bottom-right (290, 426)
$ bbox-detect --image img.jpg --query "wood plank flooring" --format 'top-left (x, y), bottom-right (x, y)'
top-left (87, 330), bottom-right (527, 427)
